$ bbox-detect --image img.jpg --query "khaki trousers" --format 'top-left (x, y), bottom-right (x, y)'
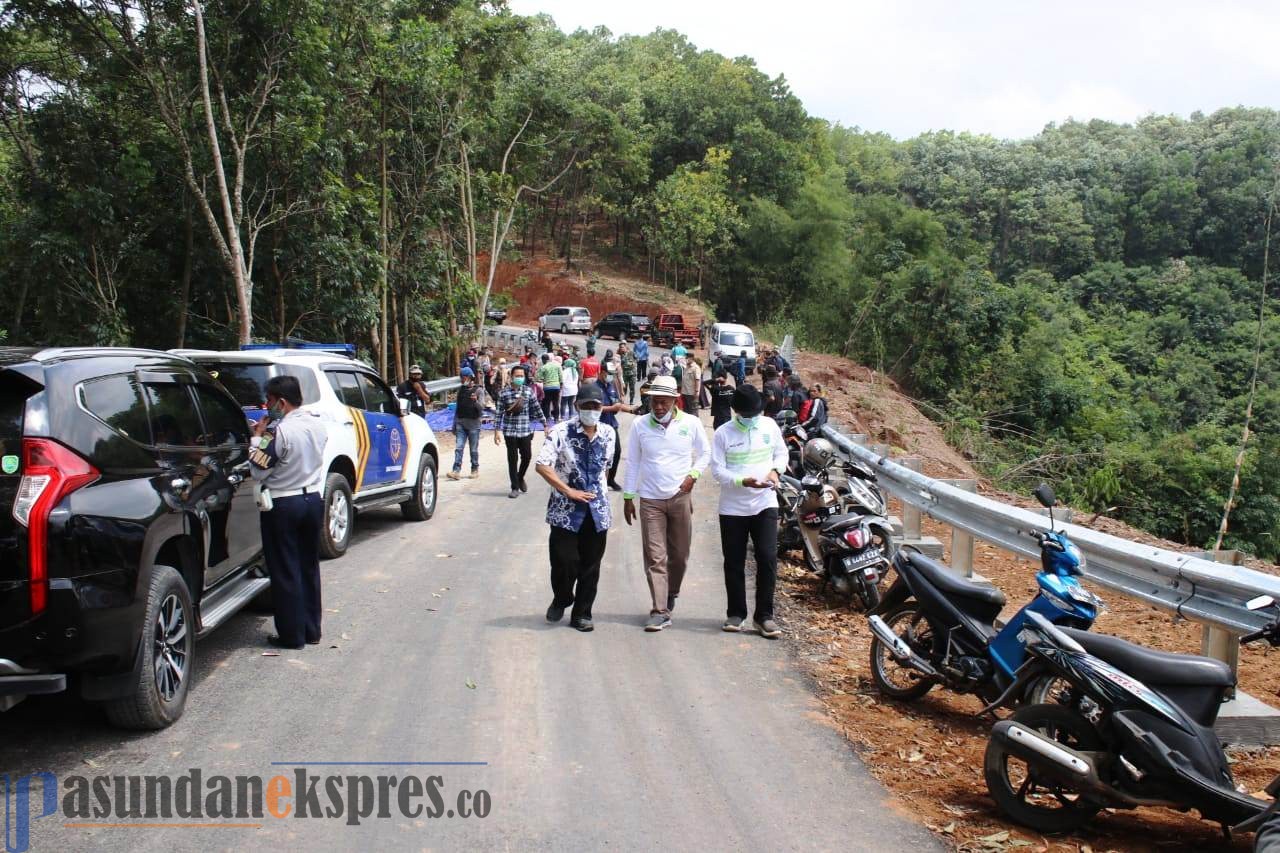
top-left (639, 490), bottom-right (693, 615)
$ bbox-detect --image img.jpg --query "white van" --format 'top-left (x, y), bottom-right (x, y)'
top-left (709, 322), bottom-right (757, 371)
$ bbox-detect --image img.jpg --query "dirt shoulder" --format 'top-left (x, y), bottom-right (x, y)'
top-left (780, 345), bottom-right (1280, 851)
top-left (490, 253), bottom-right (712, 328)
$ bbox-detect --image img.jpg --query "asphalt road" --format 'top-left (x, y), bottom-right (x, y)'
top-left (1, 412), bottom-right (939, 852)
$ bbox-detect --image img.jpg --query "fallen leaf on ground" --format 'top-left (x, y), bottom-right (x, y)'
top-left (261, 652), bottom-right (280, 657)
top-left (465, 678), bottom-right (476, 689)
top-left (436, 553), bottom-right (452, 558)
top-left (340, 632), bottom-right (351, 640)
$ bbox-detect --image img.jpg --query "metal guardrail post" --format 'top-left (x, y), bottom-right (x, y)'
top-left (901, 457), bottom-right (923, 540)
top-left (1204, 550), bottom-right (1242, 693)
top-left (943, 479), bottom-right (977, 577)
top-left (779, 334), bottom-right (796, 365)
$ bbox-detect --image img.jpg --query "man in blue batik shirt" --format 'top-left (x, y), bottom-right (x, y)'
top-left (534, 382), bottom-right (615, 632)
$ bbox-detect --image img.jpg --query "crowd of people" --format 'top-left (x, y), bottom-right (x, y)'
top-left (398, 331), bottom-right (830, 637)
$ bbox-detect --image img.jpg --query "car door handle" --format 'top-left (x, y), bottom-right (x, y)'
top-left (343, 421), bottom-right (355, 427)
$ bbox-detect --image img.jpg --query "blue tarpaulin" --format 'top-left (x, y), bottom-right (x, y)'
top-left (426, 404), bottom-right (545, 433)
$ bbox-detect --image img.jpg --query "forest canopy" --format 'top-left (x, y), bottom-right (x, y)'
top-left (1, 1), bottom-right (1277, 557)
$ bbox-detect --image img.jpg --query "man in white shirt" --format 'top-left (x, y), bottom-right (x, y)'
top-left (710, 384), bottom-right (789, 638)
top-left (622, 375), bottom-right (711, 631)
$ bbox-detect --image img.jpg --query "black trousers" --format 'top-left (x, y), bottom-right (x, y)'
top-left (720, 508), bottom-right (779, 622)
top-left (261, 492), bottom-right (324, 646)
top-left (505, 434), bottom-right (533, 490)
top-left (609, 430), bottom-right (622, 485)
top-left (542, 388), bottom-right (561, 422)
top-left (549, 514), bottom-right (608, 621)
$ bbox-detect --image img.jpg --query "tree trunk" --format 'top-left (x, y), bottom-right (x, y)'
top-left (391, 289), bottom-right (403, 382)
top-left (378, 80), bottom-right (390, 377)
top-left (194, 3), bottom-right (253, 344)
top-left (176, 203), bottom-right (194, 348)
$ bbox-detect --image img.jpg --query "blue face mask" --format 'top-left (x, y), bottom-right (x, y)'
top-left (734, 414), bottom-right (760, 429)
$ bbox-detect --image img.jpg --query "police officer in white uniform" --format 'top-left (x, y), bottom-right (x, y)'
top-left (250, 375), bottom-right (329, 649)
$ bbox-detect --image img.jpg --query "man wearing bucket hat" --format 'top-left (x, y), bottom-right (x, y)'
top-left (396, 365), bottom-right (430, 417)
top-left (623, 375), bottom-right (710, 631)
top-left (710, 384), bottom-right (788, 638)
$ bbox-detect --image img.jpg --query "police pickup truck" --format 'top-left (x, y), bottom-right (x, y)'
top-left (178, 346), bottom-right (439, 557)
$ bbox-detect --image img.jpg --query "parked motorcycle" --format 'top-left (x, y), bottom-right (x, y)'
top-left (776, 438), bottom-right (898, 607)
top-left (778, 409), bottom-right (808, 478)
top-left (867, 483), bottom-right (1103, 704)
top-left (982, 601), bottom-right (1275, 835)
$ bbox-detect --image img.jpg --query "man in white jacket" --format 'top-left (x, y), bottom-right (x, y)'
top-left (710, 384), bottom-right (788, 637)
top-left (622, 375), bottom-right (711, 631)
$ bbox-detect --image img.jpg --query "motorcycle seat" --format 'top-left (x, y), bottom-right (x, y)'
top-left (1062, 628), bottom-right (1235, 688)
top-left (903, 551), bottom-right (1006, 607)
top-left (821, 511), bottom-right (867, 533)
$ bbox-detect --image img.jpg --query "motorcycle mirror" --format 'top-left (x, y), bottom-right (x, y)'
top-left (800, 476), bottom-right (823, 493)
top-left (1034, 483), bottom-right (1056, 508)
top-left (1247, 595), bottom-right (1276, 611)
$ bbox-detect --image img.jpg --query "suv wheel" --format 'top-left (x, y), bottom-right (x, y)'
top-left (103, 566), bottom-right (193, 730)
top-left (401, 452), bottom-right (438, 521)
top-left (320, 472), bottom-right (354, 559)
top-left (560, 323), bottom-right (569, 334)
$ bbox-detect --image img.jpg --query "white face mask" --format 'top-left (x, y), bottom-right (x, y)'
top-left (734, 414), bottom-right (760, 429)
top-left (577, 409), bottom-right (602, 427)
top-left (655, 408), bottom-right (674, 424)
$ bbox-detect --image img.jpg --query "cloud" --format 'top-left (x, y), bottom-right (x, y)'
top-left (508, 0), bottom-right (1280, 139)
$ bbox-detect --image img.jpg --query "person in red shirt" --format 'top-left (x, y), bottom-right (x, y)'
top-left (579, 344), bottom-right (601, 380)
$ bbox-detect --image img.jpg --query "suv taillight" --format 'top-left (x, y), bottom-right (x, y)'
top-left (12, 438), bottom-right (99, 614)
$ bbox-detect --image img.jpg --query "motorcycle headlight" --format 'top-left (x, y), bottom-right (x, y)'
top-left (1066, 585), bottom-right (1103, 608)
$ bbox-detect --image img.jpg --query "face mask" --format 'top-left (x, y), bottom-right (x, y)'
top-left (655, 409), bottom-right (674, 424)
top-left (734, 414), bottom-right (760, 429)
top-left (577, 409), bottom-right (601, 426)
top-left (513, 377), bottom-right (525, 387)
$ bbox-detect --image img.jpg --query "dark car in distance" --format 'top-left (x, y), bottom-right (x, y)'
top-left (0, 348), bottom-right (268, 729)
top-left (484, 307), bottom-right (507, 324)
top-left (593, 312), bottom-right (651, 340)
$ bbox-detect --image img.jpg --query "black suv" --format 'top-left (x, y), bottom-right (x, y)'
top-left (593, 312), bottom-right (651, 340)
top-left (0, 348), bottom-right (266, 728)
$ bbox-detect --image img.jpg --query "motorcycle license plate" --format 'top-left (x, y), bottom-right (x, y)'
top-left (844, 548), bottom-right (882, 571)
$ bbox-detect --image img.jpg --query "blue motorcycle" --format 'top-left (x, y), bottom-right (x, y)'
top-left (867, 483), bottom-right (1104, 705)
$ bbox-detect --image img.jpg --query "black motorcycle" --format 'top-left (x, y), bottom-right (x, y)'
top-left (777, 472), bottom-right (895, 610)
top-left (983, 603), bottom-right (1276, 836)
top-left (778, 409), bottom-right (808, 478)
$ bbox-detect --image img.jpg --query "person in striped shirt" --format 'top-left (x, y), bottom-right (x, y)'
top-left (709, 384), bottom-right (788, 638)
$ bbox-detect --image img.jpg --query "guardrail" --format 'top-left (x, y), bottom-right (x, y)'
top-left (421, 377), bottom-right (460, 396)
top-left (819, 425), bottom-right (1280, 666)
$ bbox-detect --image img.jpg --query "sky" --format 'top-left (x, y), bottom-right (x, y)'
top-left (506, 0), bottom-right (1280, 140)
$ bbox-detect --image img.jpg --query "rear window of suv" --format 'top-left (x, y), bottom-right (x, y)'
top-left (81, 375), bottom-right (152, 444)
top-left (0, 374), bottom-right (33, 465)
top-left (572, 309), bottom-right (590, 317)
